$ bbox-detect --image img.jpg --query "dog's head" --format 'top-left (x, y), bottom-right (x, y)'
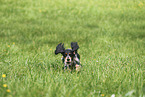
top-left (55, 42), bottom-right (79, 64)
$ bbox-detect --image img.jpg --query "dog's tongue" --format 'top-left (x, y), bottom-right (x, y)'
top-left (66, 61), bottom-right (71, 63)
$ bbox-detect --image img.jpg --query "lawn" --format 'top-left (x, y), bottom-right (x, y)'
top-left (0, 0), bottom-right (145, 97)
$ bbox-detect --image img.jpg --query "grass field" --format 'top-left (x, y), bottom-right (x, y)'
top-left (0, 0), bottom-right (145, 97)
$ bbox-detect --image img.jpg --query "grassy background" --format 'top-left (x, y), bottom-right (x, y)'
top-left (0, 0), bottom-right (145, 97)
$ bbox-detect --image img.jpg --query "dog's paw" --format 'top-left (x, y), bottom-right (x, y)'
top-left (75, 64), bottom-right (81, 72)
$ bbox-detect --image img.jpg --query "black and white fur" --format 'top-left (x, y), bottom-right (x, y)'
top-left (55, 42), bottom-right (81, 71)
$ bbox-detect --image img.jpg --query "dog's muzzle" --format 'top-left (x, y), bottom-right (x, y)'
top-left (65, 56), bottom-right (71, 64)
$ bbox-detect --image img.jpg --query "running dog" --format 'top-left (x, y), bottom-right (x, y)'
top-left (55, 42), bottom-right (81, 71)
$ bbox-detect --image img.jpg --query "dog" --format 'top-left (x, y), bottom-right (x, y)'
top-left (55, 42), bottom-right (81, 71)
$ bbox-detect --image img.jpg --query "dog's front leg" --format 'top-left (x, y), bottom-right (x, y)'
top-left (63, 65), bottom-right (67, 71)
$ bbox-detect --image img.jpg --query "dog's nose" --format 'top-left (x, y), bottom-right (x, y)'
top-left (67, 59), bottom-right (70, 61)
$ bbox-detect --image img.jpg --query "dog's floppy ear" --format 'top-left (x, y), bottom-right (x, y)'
top-left (55, 43), bottom-right (65, 55)
top-left (71, 42), bottom-right (79, 51)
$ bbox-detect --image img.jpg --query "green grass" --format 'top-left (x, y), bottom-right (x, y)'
top-left (0, 0), bottom-right (145, 97)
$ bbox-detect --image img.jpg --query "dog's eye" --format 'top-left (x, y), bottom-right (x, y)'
top-left (64, 53), bottom-right (67, 57)
top-left (69, 53), bottom-right (71, 55)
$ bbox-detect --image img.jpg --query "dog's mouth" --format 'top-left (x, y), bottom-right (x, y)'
top-left (66, 61), bottom-right (71, 64)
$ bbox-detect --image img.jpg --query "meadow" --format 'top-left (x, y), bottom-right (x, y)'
top-left (0, 0), bottom-right (145, 97)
